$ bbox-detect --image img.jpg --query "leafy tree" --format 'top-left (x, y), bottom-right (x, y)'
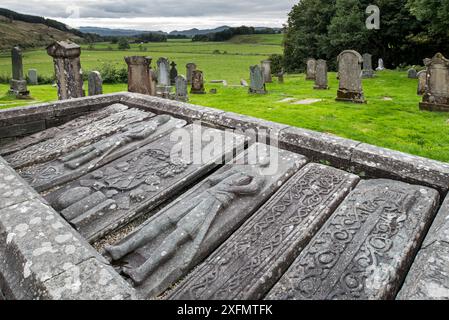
top-left (117, 38), bottom-right (130, 50)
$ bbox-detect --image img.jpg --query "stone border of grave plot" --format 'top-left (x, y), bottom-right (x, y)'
top-left (1, 91), bottom-right (449, 194)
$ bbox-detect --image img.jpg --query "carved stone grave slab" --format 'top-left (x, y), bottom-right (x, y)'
top-left (19, 115), bottom-right (187, 192)
top-left (267, 179), bottom-right (439, 300)
top-left (169, 163), bottom-right (359, 300)
top-left (4, 104), bottom-right (151, 169)
top-left (45, 124), bottom-right (246, 242)
top-left (104, 142), bottom-right (308, 298)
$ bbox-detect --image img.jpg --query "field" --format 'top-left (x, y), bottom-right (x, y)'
top-left (1, 34), bottom-right (449, 163)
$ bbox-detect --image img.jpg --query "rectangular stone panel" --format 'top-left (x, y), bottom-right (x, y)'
top-left (0, 104), bottom-right (128, 156)
top-left (267, 179), bottom-right (439, 300)
top-left (105, 143), bottom-right (308, 298)
top-left (19, 116), bottom-right (186, 192)
top-left (397, 194), bottom-right (449, 300)
top-left (4, 104), bottom-right (152, 169)
top-left (169, 163), bottom-right (359, 300)
top-left (45, 124), bottom-right (246, 242)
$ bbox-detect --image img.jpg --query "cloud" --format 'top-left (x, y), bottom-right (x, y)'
top-left (0, 0), bottom-right (296, 31)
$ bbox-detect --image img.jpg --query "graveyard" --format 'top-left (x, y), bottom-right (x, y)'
top-left (1, 1), bottom-right (449, 303)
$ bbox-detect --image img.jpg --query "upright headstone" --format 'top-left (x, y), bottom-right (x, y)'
top-left (190, 70), bottom-right (206, 94)
top-left (149, 68), bottom-right (157, 96)
top-left (9, 46), bottom-right (29, 98)
top-left (277, 69), bottom-right (285, 84)
top-left (417, 70), bottom-right (427, 96)
top-left (408, 68), bottom-right (418, 79)
top-left (88, 71), bottom-right (103, 96)
top-left (124, 56), bottom-right (153, 95)
top-left (376, 58), bottom-right (385, 71)
top-left (157, 57), bottom-right (170, 87)
top-left (27, 69), bottom-right (38, 85)
top-left (314, 59), bottom-right (329, 90)
top-left (169, 61), bottom-right (178, 85)
top-left (362, 53), bottom-right (374, 78)
top-left (336, 50), bottom-right (365, 103)
top-left (175, 75), bottom-right (188, 102)
top-left (249, 65), bottom-right (266, 94)
top-left (47, 41), bottom-right (84, 100)
top-left (261, 60), bottom-right (272, 83)
top-left (186, 63), bottom-right (196, 84)
top-left (419, 53), bottom-right (449, 112)
top-left (306, 58), bottom-right (317, 80)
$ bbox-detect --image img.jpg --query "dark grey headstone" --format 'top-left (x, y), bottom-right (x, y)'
top-left (169, 61), bottom-right (178, 85)
top-left (314, 59), bottom-right (329, 90)
top-left (169, 163), bottom-right (359, 300)
top-left (267, 179), bottom-right (439, 300)
top-left (28, 69), bottom-right (38, 85)
top-left (105, 142), bottom-right (308, 298)
top-left (249, 65), bottom-right (266, 94)
top-left (408, 68), bottom-right (418, 79)
top-left (174, 75), bottom-right (188, 102)
top-left (190, 70), bottom-right (206, 94)
top-left (397, 194), bottom-right (449, 300)
top-left (45, 124), bottom-right (246, 242)
top-left (362, 53), bottom-right (375, 78)
top-left (186, 63), bottom-right (196, 84)
top-left (336, 50), bottom-right (365, 104)
top-left (306, 58), bottom-right (317, 80)
top-left (419, 53), bottom-right (449, 112)
top-left (11, 46), bottom-right (24, 80)
top-left (5, 105), bottom-right (151, 169)
top-left (88, 71), bottom-right (103, 96)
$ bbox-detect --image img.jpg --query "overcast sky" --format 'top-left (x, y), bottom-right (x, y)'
top-left (1, 0), bottom-right (297, 31)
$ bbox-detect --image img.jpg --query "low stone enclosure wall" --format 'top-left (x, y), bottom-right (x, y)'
top-left (0, 92), bottom-right (449, 300)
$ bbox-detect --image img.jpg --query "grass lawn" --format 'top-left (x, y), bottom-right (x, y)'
top-left (1, 70), bottom-right (448, 163)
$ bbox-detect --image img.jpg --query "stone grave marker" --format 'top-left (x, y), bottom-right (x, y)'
top-left (9, 46), bottom-right (29, 98)
top-left (417, 70), bottom-right (427, 96)
top-left (240, 79), bottom-right (249, 87)
top-left (314, 59), bottom-right (329, 90)
top-left (169, 163), bottom-right (359, 300)
top-left (267, 179), bottom-right (439, 300)
top-left (362, 53), bottom-right (375, 78)
top-left (261, 60), bottom-right (272, 83)
top-left (336, 50), bottom-right (366, 103)
top-left (169, 61), bottom-right (178, 85)
top-left (174, 75), bottom-right (188, 102)
top-left (124, 56), bottom-right (153, 95)
top-left (186, 63), bottom-right (196, 84)
top-left (19, 115), bottom-right (186, 192)
top-left (105, 142), bottom-right (308, 297)
top-left (376, 58), bottom-right (385, 71)
top-left (5, 105), bottom-right (150, 169)
top-left (419, 53), bottom-right (449, 112)
top-left (149, 68), bottom-right (157, 96)
top-left (190, 70), bottom-right (206, 94)
top-left (157, 58), bottom-right (170, 86)
top-left (408, 68), bottom-right (418, 79)
top-left (88, 71), bottom-right (103, 96)
top-left (277, 68), bottom-right (285, 84)
top-left (28, 69), bottom-right (38, 85)
top-left (249, 65), bottom-right (266, 94)
top-left (45, 124), bottom-right (246, 242)
top-left (47, 41), bottom-right (84, 100)
top-left (306, 58), bottom-right (317, 80)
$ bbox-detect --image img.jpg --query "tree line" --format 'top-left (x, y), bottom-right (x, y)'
top-left (283, 0), bottom-right (449, 72)
top-left (192, 26), bottom-right (282, 42)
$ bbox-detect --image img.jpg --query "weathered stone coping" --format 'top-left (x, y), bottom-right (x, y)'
top-left (0, 156), bottom-right (137, 300)
top-left (1, 91), bottom-right (448, 194)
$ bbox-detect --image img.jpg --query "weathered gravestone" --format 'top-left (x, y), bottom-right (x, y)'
top-left (9, 46), bottom-right (29, 98)
top-left (277, 69), bottom-right (285, 84)
top-left (27, 69), bottom-right (38, 85)
top-left (105, 143), bottom-right (308, 297)
top-left (19, 115), bottom-right (186, 192)
top-left (261, 60), bottom-right (272, 83)
top-left (169, 163), bottom-right (359, 300)
top-left (149, 68), bottom-right (157, 96)
top-left (408, 68), bottom-right (418, 79)
top-left (306, 58), bottom-right (317, 80)
top-left (362, 53), bottom-right (375, 78)
top-left (419, 53), bottom-right (449, 112)
top-left (157, 57), bottom-right (170, 86)
top-left (267, 179), bottom-right (439, 300)
top-left (4, 104), bottom-right (150, 169)
top-left (186, 63), bottom-right (196, 84)
top-left (170, 61), bottom-right (178, 85)
top-left (46, 124), bottom-right (246, 242)
top-left (249, 65), bottom-right (266, 94)
top-left (124, 56), bottom-right (153, 96)
top-left (376, 58), bottom-right (385, 71)
top-left (174, 75), bottom-right (188, 102)
top-left (190, 70), bottom-right (206, 94)
top-left (88, 71), bottom-right (103, 96)
top-left (336, 50), bottom-right (366, 104)
top-left (47, 41), bottom-right (84, 100)
top-left (397, 194), bottom-right (449, 300)
top-left (314, 59), bottom-right (329, 90)
top-left (417, 70), bottom-right (427, 96)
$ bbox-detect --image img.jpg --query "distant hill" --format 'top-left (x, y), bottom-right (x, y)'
top-left (79, 27), bottom-right (166, 37)
top-left (169, 26), bottom-right (231, 37)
